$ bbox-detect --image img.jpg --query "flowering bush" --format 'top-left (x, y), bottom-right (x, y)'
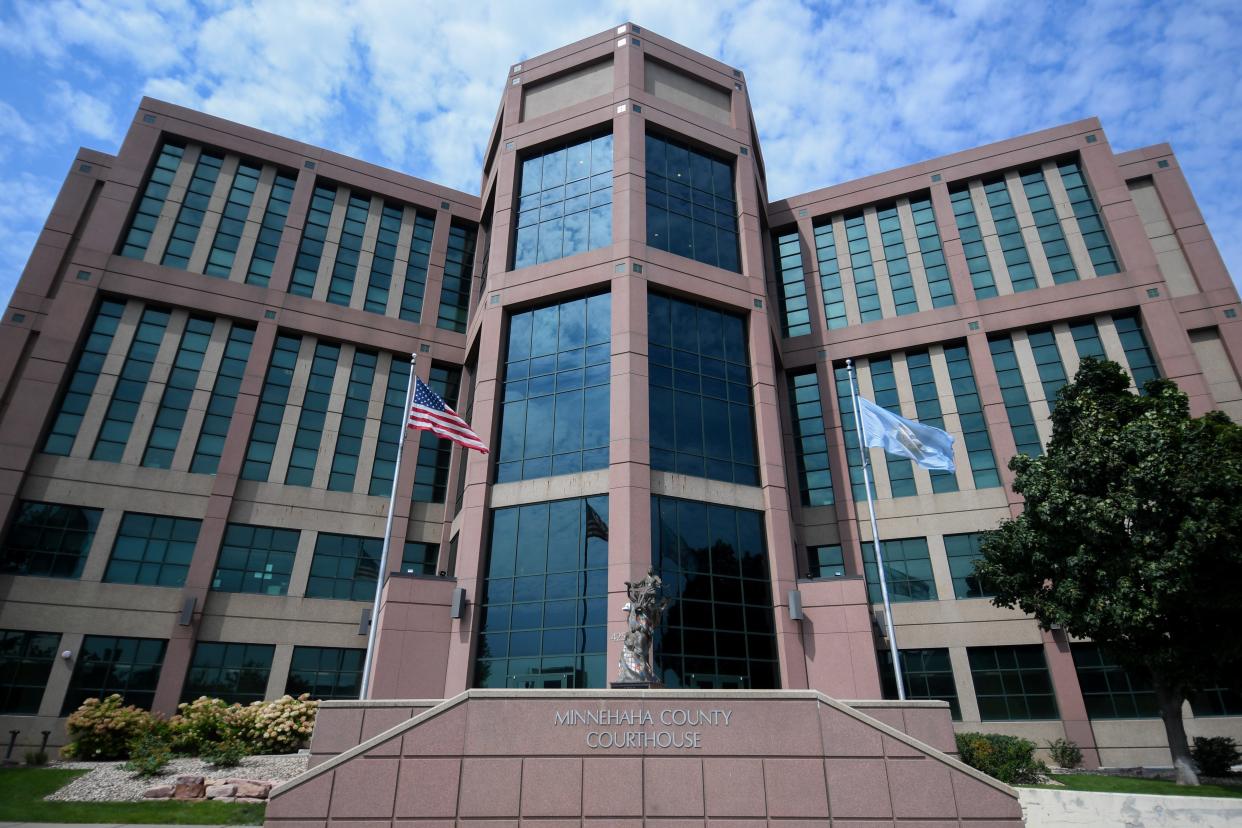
top-left (62, 694), bottom-right (158, 760)
top-left (167, 696), bottom-right (255, 755)
top-left (63, 692), bottom-right (319, 761)
top-left (246, 694), bottom-right (318, 754)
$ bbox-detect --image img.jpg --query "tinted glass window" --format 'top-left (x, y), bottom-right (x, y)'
top-left (498, 294), bottom-right (610, 482)
top-left (649, 293), bottom-right (756, 485)
top-left (474, 496), bottom-right (609, 689)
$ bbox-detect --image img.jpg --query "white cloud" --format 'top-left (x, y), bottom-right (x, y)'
top-left (0, 0), bottom-right (194, 74)
top-left (0, 173), bottom-right (61, 304)
top-left (50, 81), bottom-right (119, 141)
top-left (0, 99), bottom-right (37, 146)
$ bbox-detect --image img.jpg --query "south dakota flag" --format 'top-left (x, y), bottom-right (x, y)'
top-left (857, 396), bottom-right (956, 472)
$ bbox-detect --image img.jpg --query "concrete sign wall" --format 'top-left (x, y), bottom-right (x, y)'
top-left (267, 689), bottom-right (1023, 825)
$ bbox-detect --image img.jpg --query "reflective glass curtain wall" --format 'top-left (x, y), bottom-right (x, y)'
top-left (645, 133), bottom-right (739, 272)
top-left (652, 496), bottom-right (778, 689)
top-left (513, 133), bottom-right (613, 270)
top-left (474, 496), bottom-right (608, 689)
top-left (497, 294), bottom-right (611, 482)
top-left (648, 294), bottom-right (758, 485)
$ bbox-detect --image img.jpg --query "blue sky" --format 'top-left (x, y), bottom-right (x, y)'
top-left (1, 0), bottom-right (1240, 310)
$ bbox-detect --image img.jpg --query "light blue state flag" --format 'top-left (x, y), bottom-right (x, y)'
top-left (857, 396), bottom-right (956, 472)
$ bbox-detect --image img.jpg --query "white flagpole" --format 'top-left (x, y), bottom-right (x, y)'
top-left (845, 358), bottom-right (906, 700)
top-left (360, 352), bottom-right (417, 699)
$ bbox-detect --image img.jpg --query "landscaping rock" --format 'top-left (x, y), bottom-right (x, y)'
top-left (48, 754), bottom-right (308, 802)
top-left (173, 774), bottom-right (206, 799)
top-left (205, 784), bottom-right (237, 799)
top-left (143, 784), bottom-right (174, 798)
top-left (233, 779), bottom-right (272, 798)
top-left (237, 796), bottom-right (266, 803)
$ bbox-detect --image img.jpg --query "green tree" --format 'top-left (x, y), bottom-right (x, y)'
top-left (976, 359), bottom-right (1242, 785)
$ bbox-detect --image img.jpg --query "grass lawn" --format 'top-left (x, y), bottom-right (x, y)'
top-left (0, 767), bottom-right (265, 824)
top-left (1026, 773), bottom-right (1242, 799)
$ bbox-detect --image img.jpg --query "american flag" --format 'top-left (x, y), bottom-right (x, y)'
top-left (585, 503), bottom-right (609, 541)
top-left (408, 376), bottom-right (489, 454)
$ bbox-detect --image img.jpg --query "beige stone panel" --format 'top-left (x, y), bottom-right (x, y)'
top-left (948, 647), bottom-right (981, 722)
top-left (228, 485), bottom-right (390, 540)
top-left (1090, 720), bottom-right (1180, 767)
top-left (831, 215), bottom-right (863, 326)
top-left (1052, 323), bottom-right (1080, 382)
top-left (643, 58), bottom-right (731, 125)
top-left (834, 484), bottom-right (1009, 529)
top-left (1043, 161), bottom-right (1096, 282)
top-left (347, 196), bottom-right (384, 310)
top-left (863, 206), bottom-right (897, 319)
top-left (890, 353), bottom-right (931, 496)
top-left (1128, 177), bottom-right (1198, 296)
top-left (37, 631), bottom-right (83, 718)
top-left (970, 179), bottom-right (1015, 296)
top-left (70, 300), bottom-right (143, 458)
top-left (385, 206), bottom-right (420, 318)
top-left (352, 353), bottom-right (392, 494)
top-left (310, 188), bottom-right (350, 303)
top-left (924, 533), bottom-right (955, 605)
top-left (121, 309), bottom-right (188, 467)
top-left (0, 578), bottom-right (182, 638)
top-left (170, 318), bottom-right (233, 472)
top-left (1006, 170), bottom-right (1055, 290)
top-left (144, 143), bottom-right (201, 265)
top-left (954, 719), bottom-right (1067, 745)
top-left (78, 508), bottom-right (124, 582)
top-left (522, 57), bottom-right (613, 121)
top-left (198, 593), bottom-right (369, 647)
top-left (269, 337), bottom-right (319, 484)
top-left (1010, 331), bottom-right (1052, 449)
top-left (648, 472), bottom-right (767, 511)
top-left (488, 469), bottom-right (609, 508)
top-left (1094, 315), bottom-right (1136, 392)
top-left (1189, 328), bottom-right (1242, 421)
top-left (928, 346), bottom-right (973, 491)
top-left (229, 163), bottom-right (277, 283)
top-left (24, 455), bottom-right (216, 506)
top-left (852, 357), bottom-right (891, 501)
top-left (186, 154), bottom-right (238, 274)
top-left (888, 585), bottom-right (1033, 626)
top-left (897, 197), bottom-right (932, 312)
top-left (286, 527), bottom-right (321, 599)
top-left (310, 343), bottom-right (355, 490)
top-left (266, 644), bottom-right (294, 700)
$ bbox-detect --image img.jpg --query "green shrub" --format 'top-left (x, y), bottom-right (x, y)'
top-left (167, 696), bottom-right (252, 755)
top-left (202, 735), bottom-right (247, 768)
top-left (123, 731), bottom-right (171, 776)
top-left (1048, 737), bottom-right (1083, 769)
top-left (246, 694), bottom-right (318, 754)
top-left (1192, 736), bottom-right (1240, 777)
top-left (62, 694), bottom-right (158, 760)
top-left (23, 750), bottom-right (48, 766)
top-left (955, 731), bottom-right (1049, 784)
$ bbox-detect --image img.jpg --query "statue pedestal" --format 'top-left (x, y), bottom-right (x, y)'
top-left (610, 680), bottom-right (657, 689)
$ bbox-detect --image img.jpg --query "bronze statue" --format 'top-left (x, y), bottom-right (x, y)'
top-left (617, 569), bottom-right (670, 685)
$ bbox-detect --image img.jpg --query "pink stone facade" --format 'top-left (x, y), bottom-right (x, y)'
top-left (0, 20), bottom-right (1240, 770)
top-left (269, 691), bottom-right (1023, 825)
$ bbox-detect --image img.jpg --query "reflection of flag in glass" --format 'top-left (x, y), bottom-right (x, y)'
top-left (857, 396), bottom-right (956, 472)
top-left (408, 376), bottom-right (489, 454)
top-left (586, 504), bottom-right (609, 541)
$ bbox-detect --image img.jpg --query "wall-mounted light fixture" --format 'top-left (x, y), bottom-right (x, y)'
top-left (788, 589), bottom-right (804, 622)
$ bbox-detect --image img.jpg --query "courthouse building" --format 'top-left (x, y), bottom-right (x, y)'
top-left (1, 24), bottom-right (1240, 767)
